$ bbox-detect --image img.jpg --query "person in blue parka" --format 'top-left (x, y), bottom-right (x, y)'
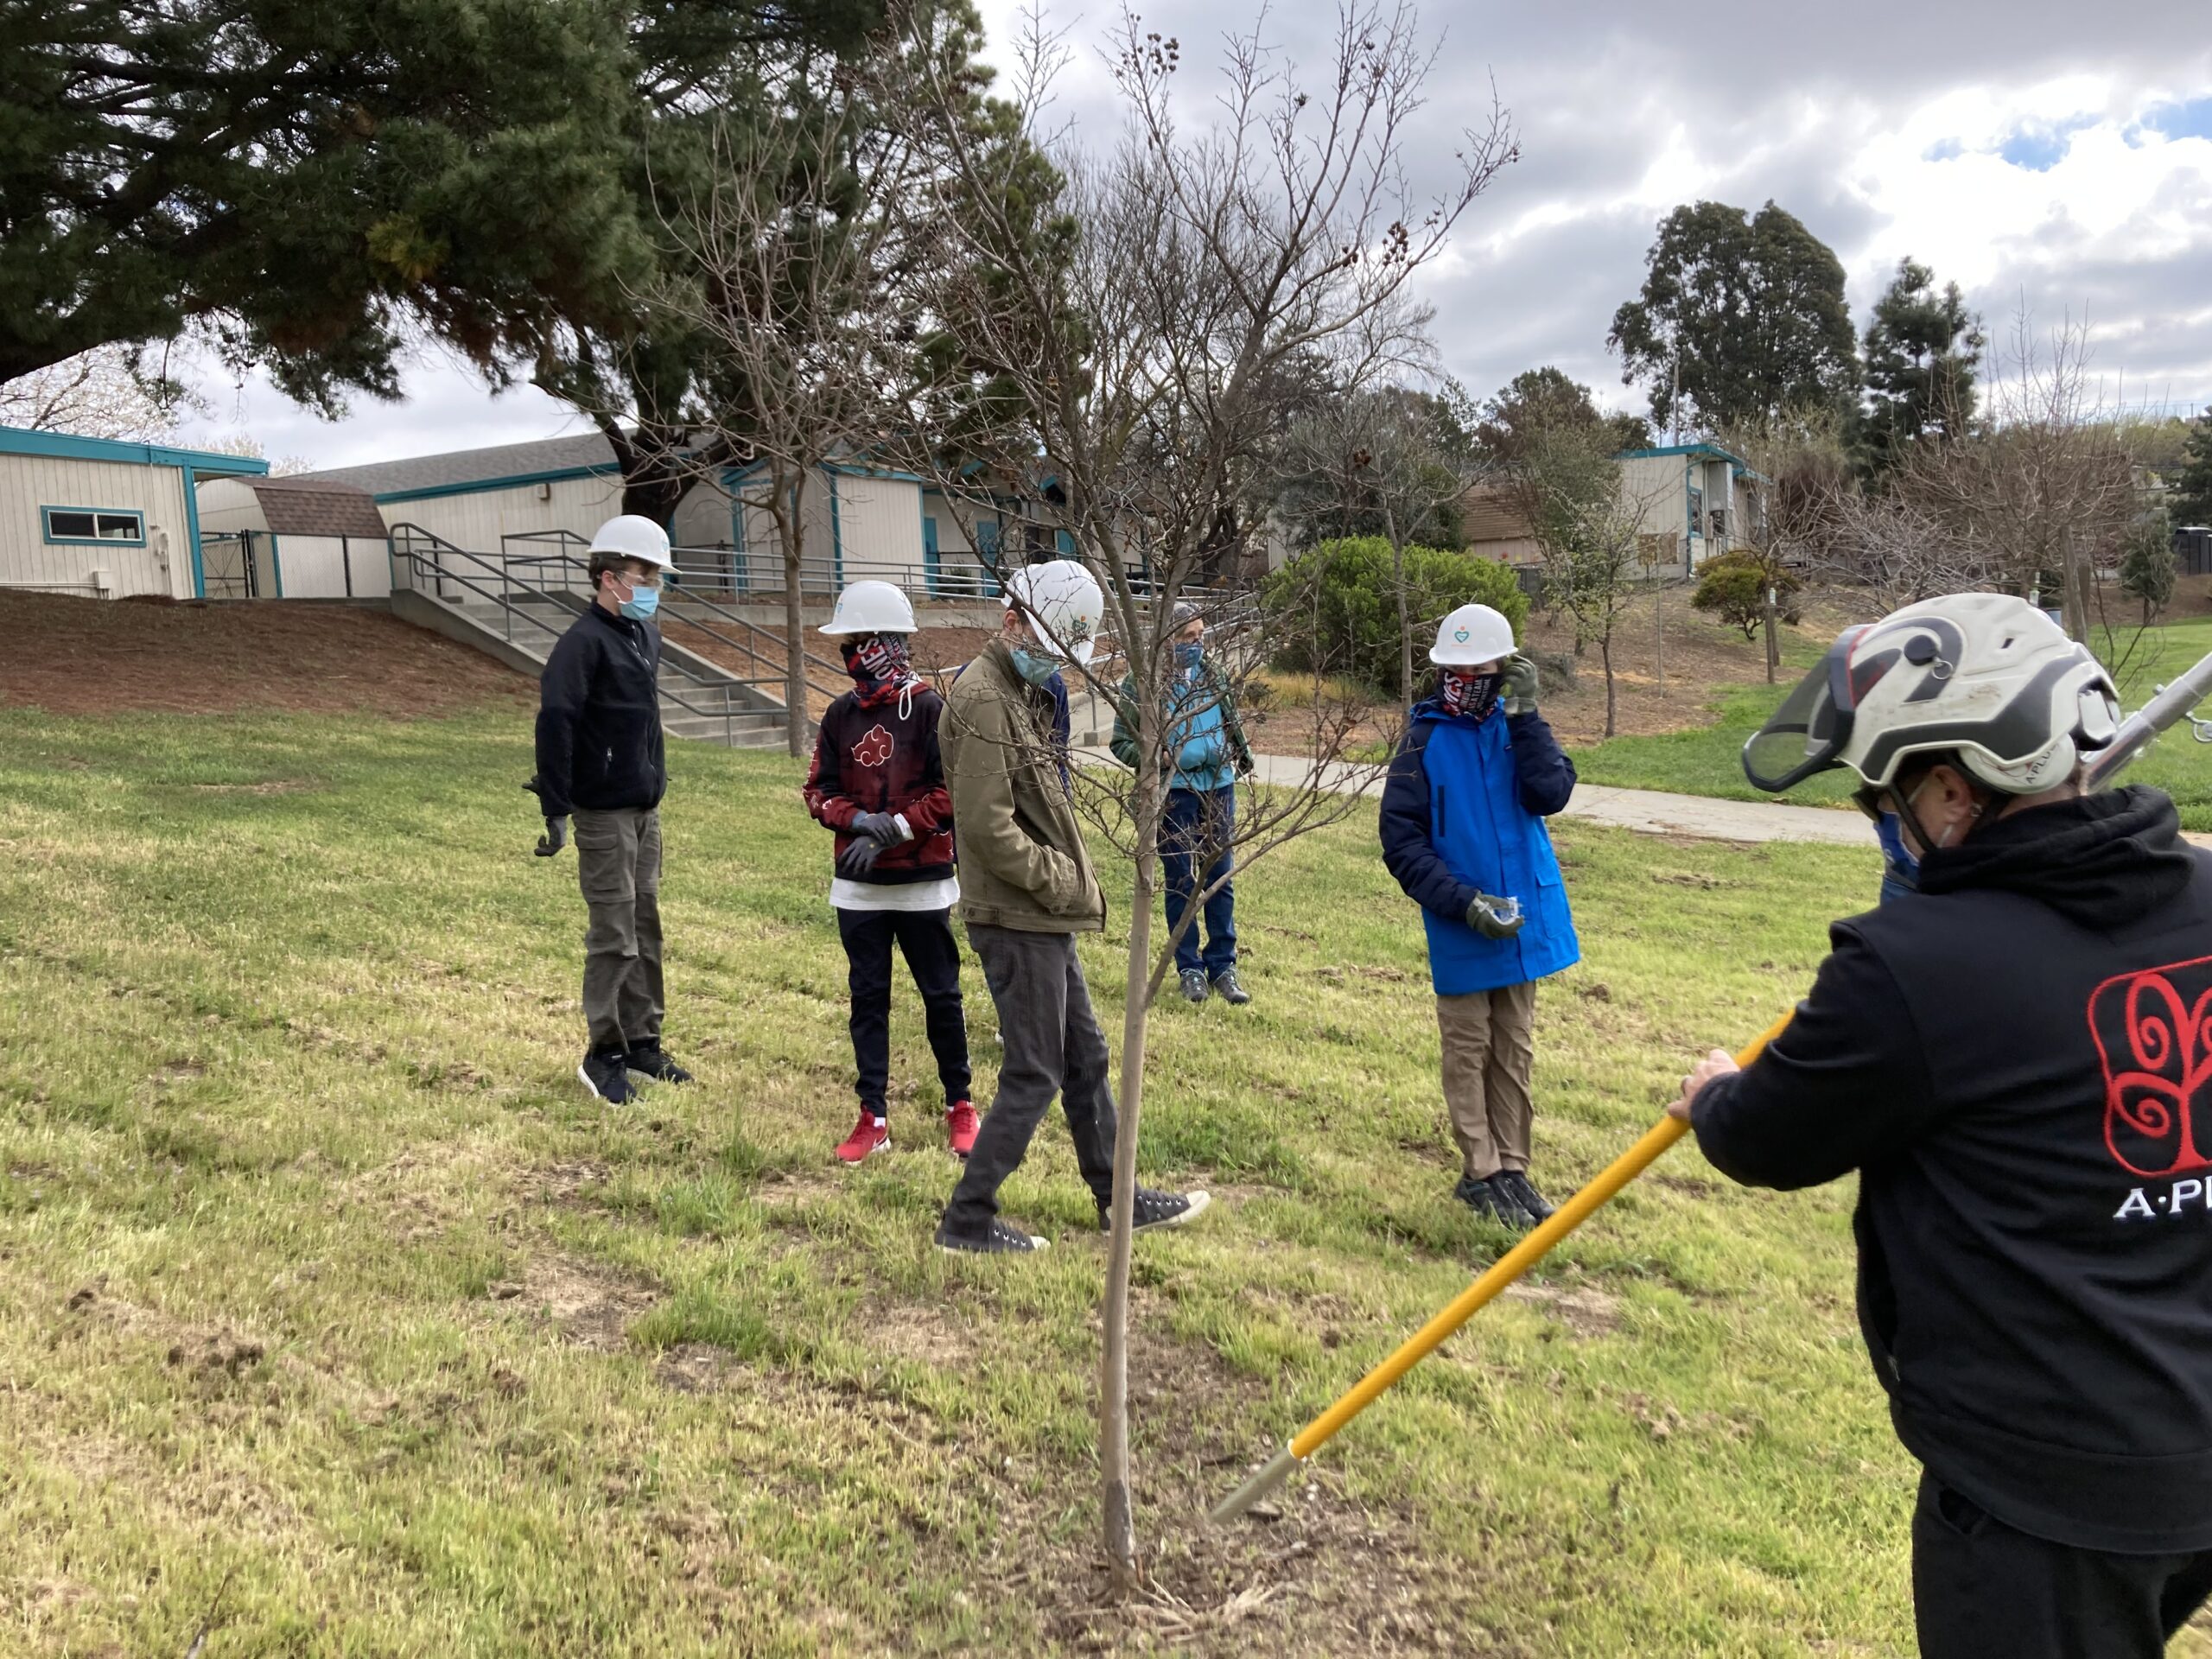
top-left (1380, 601), bottom-right (1580, 1230)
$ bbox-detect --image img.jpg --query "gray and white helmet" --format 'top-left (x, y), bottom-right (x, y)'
top-left (1744, 592), bottom-right (2120, 798)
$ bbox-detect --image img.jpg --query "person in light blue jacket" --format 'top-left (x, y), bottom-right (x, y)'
top-left (1111, 603), bottom-right (1257, 1005)
top-left (1379, 602), bottom-right (1579, 1230)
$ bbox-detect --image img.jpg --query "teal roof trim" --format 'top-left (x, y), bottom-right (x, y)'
top-left (0, 423), bottom-right (270, 475)
top-left (371, 464), bottom-right (617, 505)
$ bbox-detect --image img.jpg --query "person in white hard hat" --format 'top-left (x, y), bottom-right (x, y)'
top-left (1670, 594), bottom-right (2212, 1658)
top-left (804, 581), bottom-right (976, 1163)
top-left (1378, 601), bottom-right (1578, 1231)
top-left (933, 561), bottom-right (1210, 1253)
top-left (529, 515), bottom-right (695, 1106)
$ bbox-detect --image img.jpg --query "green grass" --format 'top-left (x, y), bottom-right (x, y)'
top-left (0, 703), bottom-right (2083, 1655)
top-left (1572, 614), bottom-right (2212, 830)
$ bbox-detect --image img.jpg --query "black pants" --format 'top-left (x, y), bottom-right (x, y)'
top-left (836, 907), bottom-right (970, 1115)
top-left (942, 925), bottom-right (1118, 1235)
top-left (1913, 1472), bottom-right (2212, 1658)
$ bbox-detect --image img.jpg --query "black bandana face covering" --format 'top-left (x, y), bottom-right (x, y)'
top-left (1440, 670), bottom-right (1502, 721)
top-left (842, 633), bottom-right (913, 700)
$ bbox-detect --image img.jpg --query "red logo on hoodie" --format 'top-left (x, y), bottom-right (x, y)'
top-left (851, 724), bottom-right (894, 768)
top-left (2088, 954), bottom-right (2212, 1179)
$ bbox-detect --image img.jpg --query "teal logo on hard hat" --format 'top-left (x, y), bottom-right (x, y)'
top-left (1453, 626), bottom-right (1470, 643)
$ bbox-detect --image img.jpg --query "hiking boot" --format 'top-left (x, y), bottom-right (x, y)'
top-left (1454, 1174), bottom-right (1534, 1230)
top-left (624, 1043), bottom-right (694, 1084)
top-left (1211, 967), bottom-right (1251, 1006)
top-left (833, 1111), bottom-right (889, 1164)
top-left (935, 1217), bottom-right (1049, 1255)
top-left (577, 1047), bottom-right (633, 1105)
top-left (1179, 969), bottom-right (1211, 1004)
top-left (1100, 1187), bottom-right (1213, 1234)
top-left (945, 1099), bottom-right (980, 1160)
top-left (1495, 1169), bottom-right (1555, 1224)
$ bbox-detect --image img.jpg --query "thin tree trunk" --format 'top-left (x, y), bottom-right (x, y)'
top-left (782, 473), bottom-right (810, 759)
top-left (1101, 765), bottom-right (1161, 1595)
top-left (1385, 507), bottom-right (1411, 704)
top-left (1600, 632), bottom-right (1617, 739)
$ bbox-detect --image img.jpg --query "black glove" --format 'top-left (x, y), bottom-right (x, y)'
top-left (536, 816), bottom-right (568, 858)
top-left (838, 837), bottom-right (885, 877)
top-left (1465, 892), bottom-right (1524, 938)
top-left (849, 811), bottom-right (905, 846)
top-left (1235, 750), bottom-right (1255, 778)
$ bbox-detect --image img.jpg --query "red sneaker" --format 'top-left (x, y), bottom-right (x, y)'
top-left (834, 1112), bottom-right (889, 1164)
top-left (945, 1099), bottom-right (979, 1159)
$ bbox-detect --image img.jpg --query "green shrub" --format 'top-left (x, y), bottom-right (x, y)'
top-left (1690, 548), bottom-right (1801, 640)
top-left (1262, 537), bottom-right (1529, 696)
top-left (2120, 510), bottom-right (2177, 621)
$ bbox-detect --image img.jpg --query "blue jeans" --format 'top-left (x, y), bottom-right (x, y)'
top-left (1161, 786), bottom-right (1236, 977)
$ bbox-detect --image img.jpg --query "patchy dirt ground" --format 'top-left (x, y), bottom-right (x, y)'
top-left (0, 592), bottom-right (531, 717)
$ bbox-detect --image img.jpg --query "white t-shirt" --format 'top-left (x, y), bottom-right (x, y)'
top-left (830, 812), bottom-right (957, 912)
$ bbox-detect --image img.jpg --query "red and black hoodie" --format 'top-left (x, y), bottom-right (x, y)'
top-left (802, 679), bottom-right (955, 885)
top-left (1691, 786), bottom-right (2212, 1554)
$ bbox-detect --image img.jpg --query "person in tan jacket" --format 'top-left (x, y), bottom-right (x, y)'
top-left (934, 562), bottom-right (1210, 1255)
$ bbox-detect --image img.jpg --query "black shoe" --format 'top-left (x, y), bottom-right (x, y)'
top-left (1453, 1174), bottom-right (1533, 1230)
top-left (624, 1044), bottom-right (694, 1084)
top-left (935, 1217), bottom-right (1049, 1255)
top-left (1211, 967), bottom-right (1250, 1006)
top-left (1495, 1169), bottom-right (1554, 1223)
top-left (1179, 969), bottom-right (1210, 1004)
top-left (1100, 1187), bottom-right (1213, 1233)
top-left (577, 1048), bottom-right (633, 1105)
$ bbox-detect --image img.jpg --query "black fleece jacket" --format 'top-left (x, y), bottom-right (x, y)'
top-left (1692, 787), bottom-right (2212, 1553)
top-left (533, 605), bottom-right (666, 817)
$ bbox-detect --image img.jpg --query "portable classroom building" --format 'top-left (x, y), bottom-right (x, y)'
top-left (0, 424), bottom-right (270, 599)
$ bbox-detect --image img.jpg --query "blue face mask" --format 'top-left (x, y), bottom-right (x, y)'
top-left (1875, 811), bottom-right (1919, 899)
top-left (1173, 641), bottom-right (1204, 673)
top-left (1008, 645), bottom-right (1060, 688)
top-left (618, 583), bottom-right (659, 621)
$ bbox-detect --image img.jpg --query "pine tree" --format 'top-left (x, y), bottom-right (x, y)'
top-left (1856, 257), bottom-right (1985, 476)
top-left (2173, 410), bottom-right (2212, 529)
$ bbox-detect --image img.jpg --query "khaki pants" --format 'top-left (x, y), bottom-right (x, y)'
top-left (1437, 981), bottom-right (1536, 1180)
top-left (573, 806), bottom-right (664, 1053)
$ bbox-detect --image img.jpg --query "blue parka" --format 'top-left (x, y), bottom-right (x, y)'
top-left (1379, 699), bottom-right (1580, 995)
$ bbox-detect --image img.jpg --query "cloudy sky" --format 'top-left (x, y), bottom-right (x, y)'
top-left (174, 0), bottom-right (2212, 468)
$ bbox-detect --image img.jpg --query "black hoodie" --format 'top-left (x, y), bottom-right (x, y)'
top-left (1692, 786), bottom-right (2212, 1554)
top-left (533, 605), bottom-right (666, 818)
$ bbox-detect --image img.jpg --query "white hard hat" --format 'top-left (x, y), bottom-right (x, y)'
top-left (586, 515), bottom-right (674, 569)
top-left (1745, 592), bottom-right (2121, 797)
top-left (1003, 561), bottom-right (1105, 666)
top-left (819, 580), bottom-right (917, 637)
top-left (1430, 603), bottom-right (1516, 666)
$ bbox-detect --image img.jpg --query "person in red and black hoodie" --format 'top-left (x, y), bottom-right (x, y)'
top-left (804, 582), bottom-right (976, 1162)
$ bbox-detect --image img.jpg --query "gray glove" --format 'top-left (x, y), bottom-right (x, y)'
top-left (849, 811), bottom-right (905, 845)
top-left (838, 837), bottom-right (885, 877)
top-left (536, 816), bottom-right (568, 858)
top-left (1465, 892), bottom-right (1524, 938)
top-left (1501, 653), bottom-right (1540, 717)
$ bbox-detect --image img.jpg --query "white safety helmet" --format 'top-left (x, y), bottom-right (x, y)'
top-left (1744, 592), bottom-right (2120, 798)
top-left (819, 580), bottom-right (917, 638)
top-left (1430, 603), bottom-right (1516, 667)
top-left (1002, 561), bottom-right (1105, 666)
top-left (586, 515), bottom-right (674, 569)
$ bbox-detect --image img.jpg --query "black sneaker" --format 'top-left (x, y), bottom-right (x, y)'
top-left (624, 1044), bottom-right (694, 1084)
top-left (935, 1217), bottom-right (1049, 1255)
top-left (577, 1048), bottom-right (633, 1105)
top-left (1179, 969), bottom-right (1210, 1004)
top-left (1211, 967), bottom-right (1251, 1006)
top-left (1099, 1187), bottom-right (1212, 1233)
top-left (1495, 1169), bottom-right (1555, 1223)
top-left (1453, 1174), bottom-right (1533, 1230)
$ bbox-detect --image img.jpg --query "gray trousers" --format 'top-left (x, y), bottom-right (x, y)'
top-left (573, 807), bottom-right (664, 1052)
top-left (943, 925), bottom-right (1119, 1235)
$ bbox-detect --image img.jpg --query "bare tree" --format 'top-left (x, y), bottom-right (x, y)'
top-left (0, 344), bottom-right (189, 440)
top-left (901, 0), bottom-right (1514, 1592)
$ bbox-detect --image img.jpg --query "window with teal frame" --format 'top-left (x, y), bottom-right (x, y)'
top-left (41, 505), bottom-right (146, 546)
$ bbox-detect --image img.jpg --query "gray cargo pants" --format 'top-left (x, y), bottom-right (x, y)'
top-left (572, 806), bottom-right (664, 1053)
top-left (942, 925), bottom-right (1119, 1236)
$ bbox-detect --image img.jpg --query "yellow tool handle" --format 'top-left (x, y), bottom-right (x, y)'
top-left (1212, 1009), bottom-right (1795, 1522)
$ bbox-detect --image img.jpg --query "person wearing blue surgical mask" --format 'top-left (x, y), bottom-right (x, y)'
top-left (1109, 601), bottom-right (1257, 1006)
top-left (530, 515), bottom-right (694, 1107)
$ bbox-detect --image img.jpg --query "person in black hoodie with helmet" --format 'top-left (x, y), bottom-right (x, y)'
top-left (531, 514), bottom-right (696, 1107)
top-left (1669, 592), bottom-right (2212, 1658)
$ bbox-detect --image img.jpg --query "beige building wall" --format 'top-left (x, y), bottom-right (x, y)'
top-left (0, 453), bottom-right (194, 598)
